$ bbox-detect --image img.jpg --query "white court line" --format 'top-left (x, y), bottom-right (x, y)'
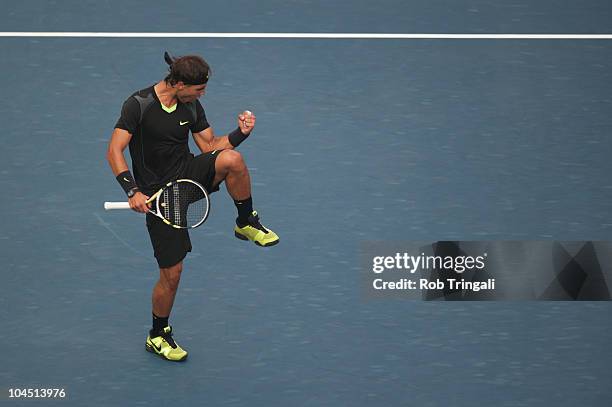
top-left (1, 32), bottom-right (612, 39)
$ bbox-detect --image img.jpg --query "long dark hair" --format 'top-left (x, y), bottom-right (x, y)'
top-left (164, 51), bottom-right (211, 85)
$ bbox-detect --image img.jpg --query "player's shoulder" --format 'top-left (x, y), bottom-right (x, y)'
top-left (181, 99), bottom-right (204, 118)
top-left (192, 99), bottom-right (206, 115)
top-left (121, 85), bottom-right (157, 113)
top-left (127, 85), bottom-right (156, 103)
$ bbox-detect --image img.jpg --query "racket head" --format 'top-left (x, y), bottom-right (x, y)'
top-left (153, 179), bottom-right (210, 229)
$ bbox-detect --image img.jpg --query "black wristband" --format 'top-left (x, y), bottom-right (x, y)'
top-left (228, 127), bottom-right (249, 147)
top-left (116, 170), bottom-right (139, 196)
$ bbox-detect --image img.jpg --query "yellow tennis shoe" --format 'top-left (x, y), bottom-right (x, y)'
top-left (234, 210), bottom-right (279, 247)
top-left (145, 326), bottom-right (188, 362)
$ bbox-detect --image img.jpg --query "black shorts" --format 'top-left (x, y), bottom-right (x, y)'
top-left (146, 150), bottom-right (224, 268)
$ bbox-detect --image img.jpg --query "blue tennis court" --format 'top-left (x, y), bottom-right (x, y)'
top-left (2, 1), bottom-right (612, 406)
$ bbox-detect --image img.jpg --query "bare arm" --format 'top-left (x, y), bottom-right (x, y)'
top-left (106, 128), bottom-right (149, 212)
top-left (192, 127), bottom-right (234, 153)
top-left (106, 128), bottom-right (132, 175)
top-left (192, 110), bottom-right (256, 153)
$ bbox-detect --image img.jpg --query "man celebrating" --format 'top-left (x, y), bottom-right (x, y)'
top-left (106, 52), bottom-right (279, 362)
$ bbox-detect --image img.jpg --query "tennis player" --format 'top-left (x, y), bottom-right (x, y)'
top-left (106, 52), bottom-right (279, 361)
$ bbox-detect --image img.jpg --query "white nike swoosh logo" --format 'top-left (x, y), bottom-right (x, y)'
top-left (180, 121), bottom-right (189, 125)
top-left (123, 177), bottom-right (130, 182)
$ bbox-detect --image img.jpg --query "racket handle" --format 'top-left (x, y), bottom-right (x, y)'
top-left (104, 201), bottom-right (131, 210)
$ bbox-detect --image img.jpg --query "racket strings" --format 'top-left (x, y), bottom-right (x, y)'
top-left (158, 181), bottom-right (208, 228)
top-left (162, 189), bottom-right (170, 220)
top-left (173, 183), bottom-right (181, 226)
top-left (182, 182), bottom-right (207, 227)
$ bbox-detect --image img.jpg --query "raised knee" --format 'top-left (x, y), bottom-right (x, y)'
top-left (219, 150), bottom-right (245, 171)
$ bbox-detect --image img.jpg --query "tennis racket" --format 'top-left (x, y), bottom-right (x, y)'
top-left (104, 179), bottom-right (210, 229)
